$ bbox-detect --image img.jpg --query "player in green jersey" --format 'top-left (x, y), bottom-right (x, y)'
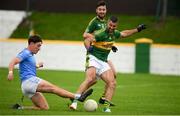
top-left (83, 0), bottom-right (118, 106)
top-left (70, 0), bottom-right (117, 110)
top-left (70, 15), bottom-right (146, 112)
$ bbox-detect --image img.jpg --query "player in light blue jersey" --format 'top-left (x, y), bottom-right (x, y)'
top-left (7, 35), bottom-right (93, 110)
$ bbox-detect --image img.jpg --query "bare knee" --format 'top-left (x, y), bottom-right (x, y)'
top-left (31, 92), bottom-right (49, 110)
top-left (86, 78), bottom-right (96, 85)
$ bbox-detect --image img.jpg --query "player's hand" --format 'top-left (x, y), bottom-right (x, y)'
top-left (36, 62), bottom-right (43, 68)
top-left (112, 46), bottom-right (118, 52)
top-left (87, 46), bottom-right (93, 53)
top-left (7, 71), bottom-right (14, 81)
top-left (137, 24), bottom-right (146, 32)
top-left (84, 33), bottom-right (94, 40)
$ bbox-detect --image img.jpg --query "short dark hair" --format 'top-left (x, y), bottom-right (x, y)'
top-left (28, 35), bottom-right (42, 45)
top-left (109, 16), bottom-right (118, 23)
top-left (96, 0), bottom-right (106, 8)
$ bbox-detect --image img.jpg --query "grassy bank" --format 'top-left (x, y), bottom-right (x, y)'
top-left (11, 12), bottom-right (180, 44)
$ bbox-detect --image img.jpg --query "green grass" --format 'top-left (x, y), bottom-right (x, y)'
top-left (11, 12), bottom-right (180, 44)
top-left (0, 68), bottom-right (180, 115)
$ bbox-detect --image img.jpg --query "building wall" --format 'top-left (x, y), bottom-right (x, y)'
top-left (0, 40), bottom-right (135, 73)
top-left (1, 39), bottom-right (180, 75)
top-left (150, 45), bottom-right (180, 75)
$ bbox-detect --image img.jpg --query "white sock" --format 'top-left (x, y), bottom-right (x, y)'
top-left (70, 101), bottom-right (77, 109)
top-left (74, 94), bottom-right (81, 100)
top-left (18, 106), bottom-right (24, 110)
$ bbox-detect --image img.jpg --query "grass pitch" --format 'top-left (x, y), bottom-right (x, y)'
top-left (0, 68), bottom-right (180, 115)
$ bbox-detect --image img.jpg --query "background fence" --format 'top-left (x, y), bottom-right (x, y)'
top-left (1, 39), bottom-right (180, 75)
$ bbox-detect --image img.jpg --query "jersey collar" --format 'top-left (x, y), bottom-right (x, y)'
top-left (96, 16), bottom-right (105, 22)
top-left (105, 28), bottom-right (115, 34)
top-left (25, 48), bottom-right (34, 55)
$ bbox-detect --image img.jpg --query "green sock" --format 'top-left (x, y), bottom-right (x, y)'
top-left (104, 100), bottom-right (110, 109)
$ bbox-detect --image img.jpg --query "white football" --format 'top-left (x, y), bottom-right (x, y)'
top-left (84, 99), bottom-right (98, 112)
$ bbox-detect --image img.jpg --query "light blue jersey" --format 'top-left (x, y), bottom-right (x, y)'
top-left (17, 48), bottom-right (36, 82)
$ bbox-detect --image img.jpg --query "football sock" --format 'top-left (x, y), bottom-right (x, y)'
top-left (74, 94), bottom-right (81, 100)
top-left (104, 100), bottom-right (110, 108)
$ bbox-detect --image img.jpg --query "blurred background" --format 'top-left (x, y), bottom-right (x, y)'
top-left (1, 0), bottom-right (180, 15)
top-left (0, 1), bottom-right (180, 115)
top-left (0, 0), bottom-right (180, 75)
top-left (0, 0), bottom-right (180, 44)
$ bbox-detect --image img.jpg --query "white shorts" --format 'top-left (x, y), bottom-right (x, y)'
top-left (87, 55), bottom-right (110, 77)
top-left (21, 77), bottom-right (42, 98)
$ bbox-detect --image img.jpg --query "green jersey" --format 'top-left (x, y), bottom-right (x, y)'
top-left (85, 16), bottom-right (106, 33)
top-left (90, 28), bottom-right (121, 62)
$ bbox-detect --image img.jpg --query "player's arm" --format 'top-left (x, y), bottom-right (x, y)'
top-left (120, 24), bottom-right (146, 38)
top-left (83, 32), bottom-right (94, 50)
top-left (7, 57), bottom-right (21, 81)
top-left (84, 34), bottom-right (95, 52)
top-left (83, 32), bottom-right (94, 40)
top-left (120, 29), bottom-right (138, 38)
top-left (83, 20), bottom-right (96, 50)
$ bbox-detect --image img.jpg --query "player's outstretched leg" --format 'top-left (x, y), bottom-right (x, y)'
top-left (69, 88), bottom-right (93, 110)
top-left (78, 88), bottom-right (93, 102)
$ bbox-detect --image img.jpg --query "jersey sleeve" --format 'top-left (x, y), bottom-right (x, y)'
top-left (16, 50), bottom-right (31, 62)
top-left (114, 30), bottom-right (121, 39)
top-left (85, 20), bottom-right (96, 33)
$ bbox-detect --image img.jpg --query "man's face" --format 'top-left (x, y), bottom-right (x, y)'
top-left (30, 42), bottom-right (42, 54)
top-left (96, 5), bottom-right (107, 19)
top-left (107, 20), bottom-right (118, 33)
